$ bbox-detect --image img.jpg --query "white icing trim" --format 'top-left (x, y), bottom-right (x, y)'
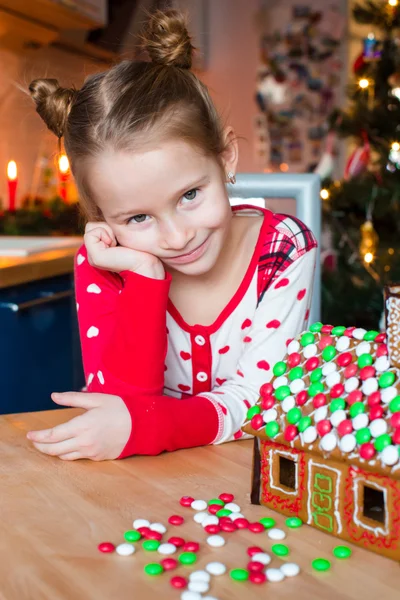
top-left (353, 477), bottom-right (389, 536)
top-left (307, 459), bottom-right (342, 534)
top-left (269, 448), bottom-right (299, 496)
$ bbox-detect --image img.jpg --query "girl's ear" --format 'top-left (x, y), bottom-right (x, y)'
top-left (220, 126), bottom-right (239, 180)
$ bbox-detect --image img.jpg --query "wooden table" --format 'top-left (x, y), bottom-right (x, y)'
top-left (1, 409), bottom-right (399, 600)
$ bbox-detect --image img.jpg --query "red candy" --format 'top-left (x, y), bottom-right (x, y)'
top-left (390, 412), bottom-right (400, 429)
top-left (247, 546), bottom-right (264, 556)
top-left (251, 414), bottom-right (264, 430)
top-left (321, 325), bottom-right (334, 334)
top-left (260, 383), bottom-right (273, 397)
top-left (248, 522), bottom-right (265, 533)
top-left (376, 343), bottom-right (388, 357)
top-left (170, 576), bottom-right (187, 589)
top-left (284, 425), bottom-right (298, 441)
top-left (180, 496), bottom-right (194, 507)
top-left (360, 366), bottom-right (376, 380)
top-left (305, 356), bottom-right (320, 371)
top-left (98, 542), bottom-right (115, 553)
top-left (219, 492), bottom-right (235, 503)
top-left (338, 419), bottom-right (353, 437)
top-left (319, 335), bottom-right (333, 349)
top-left (296, 390), bottom-right (308, 406)
top-left (287, 352), bottom-right (301, 368)
top-left (369, 405), bottom-right (384, 421)
top-left (313, 393), bottom-right (327, 409)
top-left (161, 558), bottom-right (178, 571)
top-left (393, 428), bottom-right (400, 445)
top-left (360, 443), bottom-right (376, 460)
top-left (249, 572), bottom-right (267, 584)
top-left (344, 363), bottom-right (358, 379)
top-left (261, 395), bottom-right (275, 410)
top-left (344, 326), bottom-right (356, 337)
top-left (218, 517), bottom-right (232, 524)
top-left (248, 561), bottom-right (264, 572)
top-left (183, 541), bottom-right (199, 553)
top-left (168, 515), bottom-right (184, 526)
top-left (330, 383), bottom-right (344, 399)
top-left (234, 518), bottom-right (249, 529)
top-left (138, 527), bottom-right (151, 537)
top-left (146, 530), bottom-right (162, 541)
top-left (205, 524), bottom-right (221, 534)
top-left (347, 390), bottom-right (362, 405)
top-left (375, 333), bottom-right (386, 343)
top-left (317, 420), bottom-right (332, 437)
top-left (337, 352), bottom-right (352, 367)
top-left (220, 521), bottom-right (237, 532)
top-left (208, 504), bottom-right (222, 515)
top-left (168, 536), bottom-right (185, 547)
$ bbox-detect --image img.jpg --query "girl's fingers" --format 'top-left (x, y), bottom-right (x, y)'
top-left (32, 438), bottom-right (79, 457)
top-left (58, 452), bottom-right (83, 461)
top-left (51, 391), bottom-right (99, 411)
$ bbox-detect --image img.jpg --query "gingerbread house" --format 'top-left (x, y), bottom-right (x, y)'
top-left (242, 285), bottom-right (400, 561)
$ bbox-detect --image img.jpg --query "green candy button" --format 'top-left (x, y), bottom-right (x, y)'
top-left (179, 552), bottom-right (197, 565)
top-left (312, 558), bottom-right (331, 571)
top-left (349, 402), bottom-right (366, 418)
top-left (379, 371), bottom-right (395, 389)
top-left (331, 326), bottom-right (346, 336)
top-left (309, 322), bottom-right (323, 333)
top-left (142, 540), bottom-right (160, 551)
top-left (230, 569), bottom-right (249, 581)
top-left (144, 563), bottom-right (163, 575)
top-left (358, 353), bottom-right (373, 368)
top-left (273, 361), bottom-right (287, 377)
top-left (364, 330), bottom-right (379, 341)
top-left (259, 517), bottom-right (276, 529)
top-left (356, 428), bottom-right (371, 445)
top-left (333, 545), bottom-right (352, 559)
top-left (208, 498), bottom-right (224, 506)
top-left (286, 517), bottom-right (303, 528)
top-left (265, 421), bottom-right (280, 438)
top-left (289, 366), bottom-right (303, 381)
top-left (272, 544), bottom-right (289, 556)
top-left (322, 345), bottom-right (337, 361)
top-left (124, 530), bottom-right (141, 542)
top-left (247, 406), bottom-right (261, 420)
top-left (309, 382), bottom-right (324, 397)
top-left (275, 385), bottom-right (291, 401)
top-left (330, 398), bottom-right (346, 412)
top-left (310, 368), bottom-right (323, 383)
top-left (298, 416), bottom-right (312, 432)
top-left (287, 407), bottom-right (302, 425)
top-left (301, 332), bottom-right (315, 346)
top-left (374, 434), bottom-right (392, 452)
top-left (216, 509), bottom-right (232, 517)
top-left (390, 396), bottom-right (400, 413)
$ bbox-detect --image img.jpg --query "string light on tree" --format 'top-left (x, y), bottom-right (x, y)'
top-left (320, 188), bottom-right (330, 201)
top-left (358, 78), bottom-right (369, 89)
top-left (389, 141), bottom-right (400, 167)
top-left (388, 0), bottom-right (398, 7)
top-left (364, 252), bottom-right (374, 264)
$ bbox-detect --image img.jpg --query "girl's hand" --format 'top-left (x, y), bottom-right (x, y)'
top-left (84, 222), bottom-right (165, 279)
top-left (26, 392), bottom-right (132, 461)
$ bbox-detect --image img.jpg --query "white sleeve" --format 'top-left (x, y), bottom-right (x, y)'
top-left (199, 247), bottom-right (317, 444)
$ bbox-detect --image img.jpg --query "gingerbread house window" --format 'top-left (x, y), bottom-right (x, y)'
top-left (363, 485), bottom-right (385, 524)
top-left (279, 456), bottom-right (296, 490)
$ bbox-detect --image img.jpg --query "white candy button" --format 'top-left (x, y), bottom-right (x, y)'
top-left (330, 409), bottom-right (346, 427)
top-left (207, 535), bottom-right (226, 547)
top-left (356, 341), bottom-right (371, 356)
top-left (345, 377), bottom-right (359, 393)
top-left (202, 515), bottom-right (219, 527)
top-left (189, 571), bottom-right (211, 582)
top-left (188, 582), bottom-right (209, 594)
top-left (339, 434), bottom-right (356, 453)
top-left (251, 552), bottom-right (271, 565)
top-left (336, 336), bottom-right (350, 351)
top-left (263, 408), bottom-right (278, 423)
top-left (191, 499), bottom-right (207, 511)
top-left (266, 568), bottom-right (285, 582)
top-left (381, 386), bottom-right (397, 403)
top-left (370, 418), bottom-right (388, 438)
top-left (375, 356), bottom-right (390, 372)
top-left (302, 425), bottom-right (317, 444)
top-left (273, 376), bottom-right (288, 389)
top-left (314, 406), bottom-right (328, 423)
top-left (181, 592), bottom-right (202, 600)
top-left (362, 378), bottom-right (378, 395)
top-left (352, 413), bottom-right (369, 431)
top-left (149, 522), bottom-right (167, 534)
top-left (326, 371), bottom-right (341, 388)
top-left (322, 362), bottom-right (337, 376)
top-left (280, 562), bottom-right (300, 577)
top-left (290, 379), bottom-right (306, 394)
top-left (303, 343), bottom-right (318, 358)
top-left (229, 512), bottom-right (245, 521)
top-left (353, 328), bottom-right (366, 340)
top-left (116, 543), bottom-right (135, 556)
top-left (224, 502), bottom-right (240, 513)
top-left (287, 340), bottom-right (300, 354)
top-left (281, 396), bottom-right (295, 413)
top-left (206, 562), bottom-right (227, 576)
top-left (194, 511), bottom-right (208, 524)
top-left (320, 433), bottom-right (337, 452)
top-left (158, 543), bottom-right (177, 555)
top-left (381, 445), bottom-right (399, 466)
top-left (133, 518), bottom-right (150, 529)
top-left (267, 528), bottom-right (286, 540)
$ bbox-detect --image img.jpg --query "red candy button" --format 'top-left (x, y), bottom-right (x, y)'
top-left (220, 521), bottom-right (237, 532)
top-left (360, 366), bottom-right (376, 380)
top-left (250, 572), bottom-right (267, 584)
top-left (261, 395), bottom-right (275, 410)
top-left (205, 524), bottom-right (221, 534)
top-left (183, 541), bottom-right (199, 553)
top-left (251, 414), bottom-right (264, 430)
top-left (347, 390), bottom-right (362, 405)
top-left (305, 356), bottom-right (320, 371)
top-left (296, 390), bottom-right (308, 406)
top-left (376, 344), bottom-right (388, 357)
top-left (168, 536), bottom-right (185, 547)
top-left (247, 546), bottom-right (264, 556)
top-left (248, 561), bottom-right (264, 572)
top-left (393, 428), bottom-right (400, 445)
top-left (317, 420), bottom-right (332, 437)
top-left (234, 518), bottom-right (249, 529)
top-left (98, 542), bottom-right (115, 553)
top-left (260, 383), bottom-right (273, 397)
top-left (138, 527), bottom-right (151, 537)
top-left (360, 443), bottom-right (376, 460)
top-left (284, 425), bottom-right (298, 441)
top-left (344, 327), bottom-right (356, 337)
top-left (369, 405), bottom-right (384, 421)
top-left (375, 333), bottom-right (386, 343)
top-left (313, 393), bottom-right (327, 409)
top-left (208, 504), bottom-right (222, 515)
top-left (168, 515), bottom-right (184, 526)
top-left (161, 558), bottom-right (178, 571)
top-left (367, 391), bottom-right (381, 407)
top-left (179, 496), bottom-right (194, 507)
top-left (390, 412), bottom-right (400, 429)
top-left (219, 517), bottom-right (232, 524)
top-left (330, 383), bottom-right (344, 399)
top-left (337, 352), bottom-right (352, 367)
top-left (338, 419), bottom-right (353, 437)
top-left (287, 352), bottom-right (301, 368)
top-left (321, 325), bottom-right (334, 334)
top-left (248, 523), bottom-right (265, 533)
top-left (147, 530), bottom-right (162, 541)
top-left (319, 335), bottom-right (333, 349)
top-left (170, 576), bottom-right (187, 589)
top-left (344, 363), bottom-right (358, 379)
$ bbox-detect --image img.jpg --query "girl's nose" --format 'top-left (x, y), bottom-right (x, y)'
top-left (159, 220), bottom-right (195, 252)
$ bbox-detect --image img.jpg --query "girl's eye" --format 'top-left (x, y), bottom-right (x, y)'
top-left (129, 214), bottom-right (148, 224)
top-left (182, 188), bottom-right (198, 202)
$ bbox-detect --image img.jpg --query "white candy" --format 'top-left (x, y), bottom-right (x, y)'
top-left (303, 343), bottom-right (318, 358)
top-left (314, 406), bottom-right (328, 423)
top-left (339, 434), bottom-right (357, 453)
top-left (266, 568), bottom-right (285, 582)
top-left (263, 408), bottom-right (278, 423)
top-left (370, 418), bottom-right (388, 438)
top-left (281, 396), bottom-right (296, 413)
top-left (191, 499), bottom-right (207, 511)
top-left (194, 511), bottom-right (208, 524)
top-left (330, 409), bottom-right (346, 427)
top-left (280, 563), bottom-right (300, 577)
top-left (353, 328), bottom-right (366, 340)
top-left (375, 356), bottom-right (390, 372)
top-left (188, 582), bottom-right (209, 594)
top-left (158, 543), bottom-right (177, 555)
top-left (133, 518), bottom-right (150, 529)
top-left (362, 378), bottom-right (378, 395)
top-left (320, 433), bottom-right (337, 452)
top-left (352, 413), bottom-right (369, 431)
top-left (149, 522), bottom-right (167, 534)
top-left (207, 535), bottom-right (226, 547)
top-left (322, 362), bottom-right (337, 376)
top-left (116, 543), bottom-right (135, 556)
top-left (251, 552), bottom-right (271, 565)
top-left (288, 340), bottom-right (300, 354)
top-left (325, 371), bottom-right (341, 388)
top-left (290, 379), bottom-right (305, 394)
top-left (273, 376), bottom-right (288, 389)
top-left (181, 592), bottom-right (202, 600)
top-left (356, 341), bottom-right (371, 356)
top-left (381, 386), bottom-right (397, 403)
top-left (302, 425), bottom-right (317, 444)
top-left (267, 528), bottom-right (286, 540)
top-left (206, 562), bottom-right (227, 576)
top-left (229, 512), bottom-right (245, 521)
top-left (336, 336), bottom-right (350, 351)
top-left (345, 377), bottom-right (359, 393)
top-left (202, 515), bottom-right (219, 528)
top-left (189, 570), bottom-right (211, 583)
top-left (224, 502), bottom-right (240, 513)
top-left (381, 445), bottom-right (400, 466)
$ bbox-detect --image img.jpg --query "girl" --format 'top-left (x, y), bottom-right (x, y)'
top-left (26, 10), bottom-right (317, 461)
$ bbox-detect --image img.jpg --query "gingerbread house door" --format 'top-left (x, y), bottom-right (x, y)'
top-left (306, 460), bottom-right (342, 536)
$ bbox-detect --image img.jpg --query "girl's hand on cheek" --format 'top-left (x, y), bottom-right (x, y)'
top-left (84, 222), bottom-right (165, 279)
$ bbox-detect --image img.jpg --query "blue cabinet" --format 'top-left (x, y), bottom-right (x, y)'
top-left (0, 274), bottom-right (85, 414)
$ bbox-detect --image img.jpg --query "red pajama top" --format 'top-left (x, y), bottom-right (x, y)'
top-left (74, 205), bottom-right (317, 458)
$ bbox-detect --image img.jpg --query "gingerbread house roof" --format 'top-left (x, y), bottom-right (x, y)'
top-left (242, 321), bottom-right (400, 480)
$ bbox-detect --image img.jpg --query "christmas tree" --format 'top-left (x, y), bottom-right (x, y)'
top-left (322, 0), bottom-right (400, 329)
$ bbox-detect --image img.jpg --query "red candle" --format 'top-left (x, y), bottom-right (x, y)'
top-left (7, 160), bottom-right (17, 212)
top-left (58, 154), bottom-right (70, 203)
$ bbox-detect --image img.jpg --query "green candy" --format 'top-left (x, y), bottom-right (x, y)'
top-left (208, 498), bottom-right (224, 506)
top-left (322, 345), bottom-right (337, 361)
top-left (259, 517), bottom-right (276, 529)
top-left (230, 568), bottom-right (249, 581)
top-left (390, 396), bottom-right (400, 413)
top-left (178, 552), bottom-right (197, 565)
top-left (379, 371), bottom-right (396, 389)
top-left (124, 530), bottom-right (141, 542)
top-left (333, 545), bottom-right (352, 559)
top-left (358, 353), bottom-right (373, 368)
top-left (273, 361), bottom-right (287, 377)
top-left (289, 366), bottom-right (303, 381)
top-left (356, 428), bottom-right (371, 445)
top-left (272, 544), bottom-right (289, 557)
top-left (364, 330), bottom-right (379, 341)
top-left (309, 382), bottom-right (324, 397)
top-left (312, 558), bottom-right (331, 571)
top-left (247, 405), bottom-right (261, 420)
top-left (265, 421), bottom-right (280, 438)
top-left (331, 326), bottom-right (346, 336)
top-left (216, 509), bottom-right (232, 517)
top-left (144, 563), bottom-right (163, 575)
top-left (301, 332), bottom-right (315, 346)
top-left (309, 322), bottom-right (323, 333)
top-left (310, 367), bottom-right (323, 383)
top-left (142, 540), bottom-right (160, 551)
top-left (349, 402), bottom-right (366, 418)
top-left (374, 434), bottom-right (392, 452)
top-left (287, 407), bottom-right (302, 425)
top-left (275, 385), bottom-right (291, 401)
top-left (330, 398), bottom-right (345, 412)
top-left (286, 517), bottom-right (303, 528)
top-left (298, 416), bottom-right (312, 432)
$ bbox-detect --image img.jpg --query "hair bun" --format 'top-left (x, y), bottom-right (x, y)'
top-left (142, 9), bottom-right (194, 69)
top-left (29, 78), bottom-right (77, 138)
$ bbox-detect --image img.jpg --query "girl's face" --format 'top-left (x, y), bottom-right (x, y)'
top-left (87, 136), bottom-right (238, 276)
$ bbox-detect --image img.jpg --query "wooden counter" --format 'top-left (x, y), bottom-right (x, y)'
top-left (1, 408), bottom-right (399, 600)
top-left (0, 246), bottom-right (79, 289)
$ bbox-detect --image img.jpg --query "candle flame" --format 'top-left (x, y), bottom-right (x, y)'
top-left (7, 160), bottom-right (17, 180)
top-left (58, 154), bottom-right (70, 174)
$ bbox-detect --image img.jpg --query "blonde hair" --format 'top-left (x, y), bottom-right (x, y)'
top-left (29, 10), bottom-right (226, 221)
